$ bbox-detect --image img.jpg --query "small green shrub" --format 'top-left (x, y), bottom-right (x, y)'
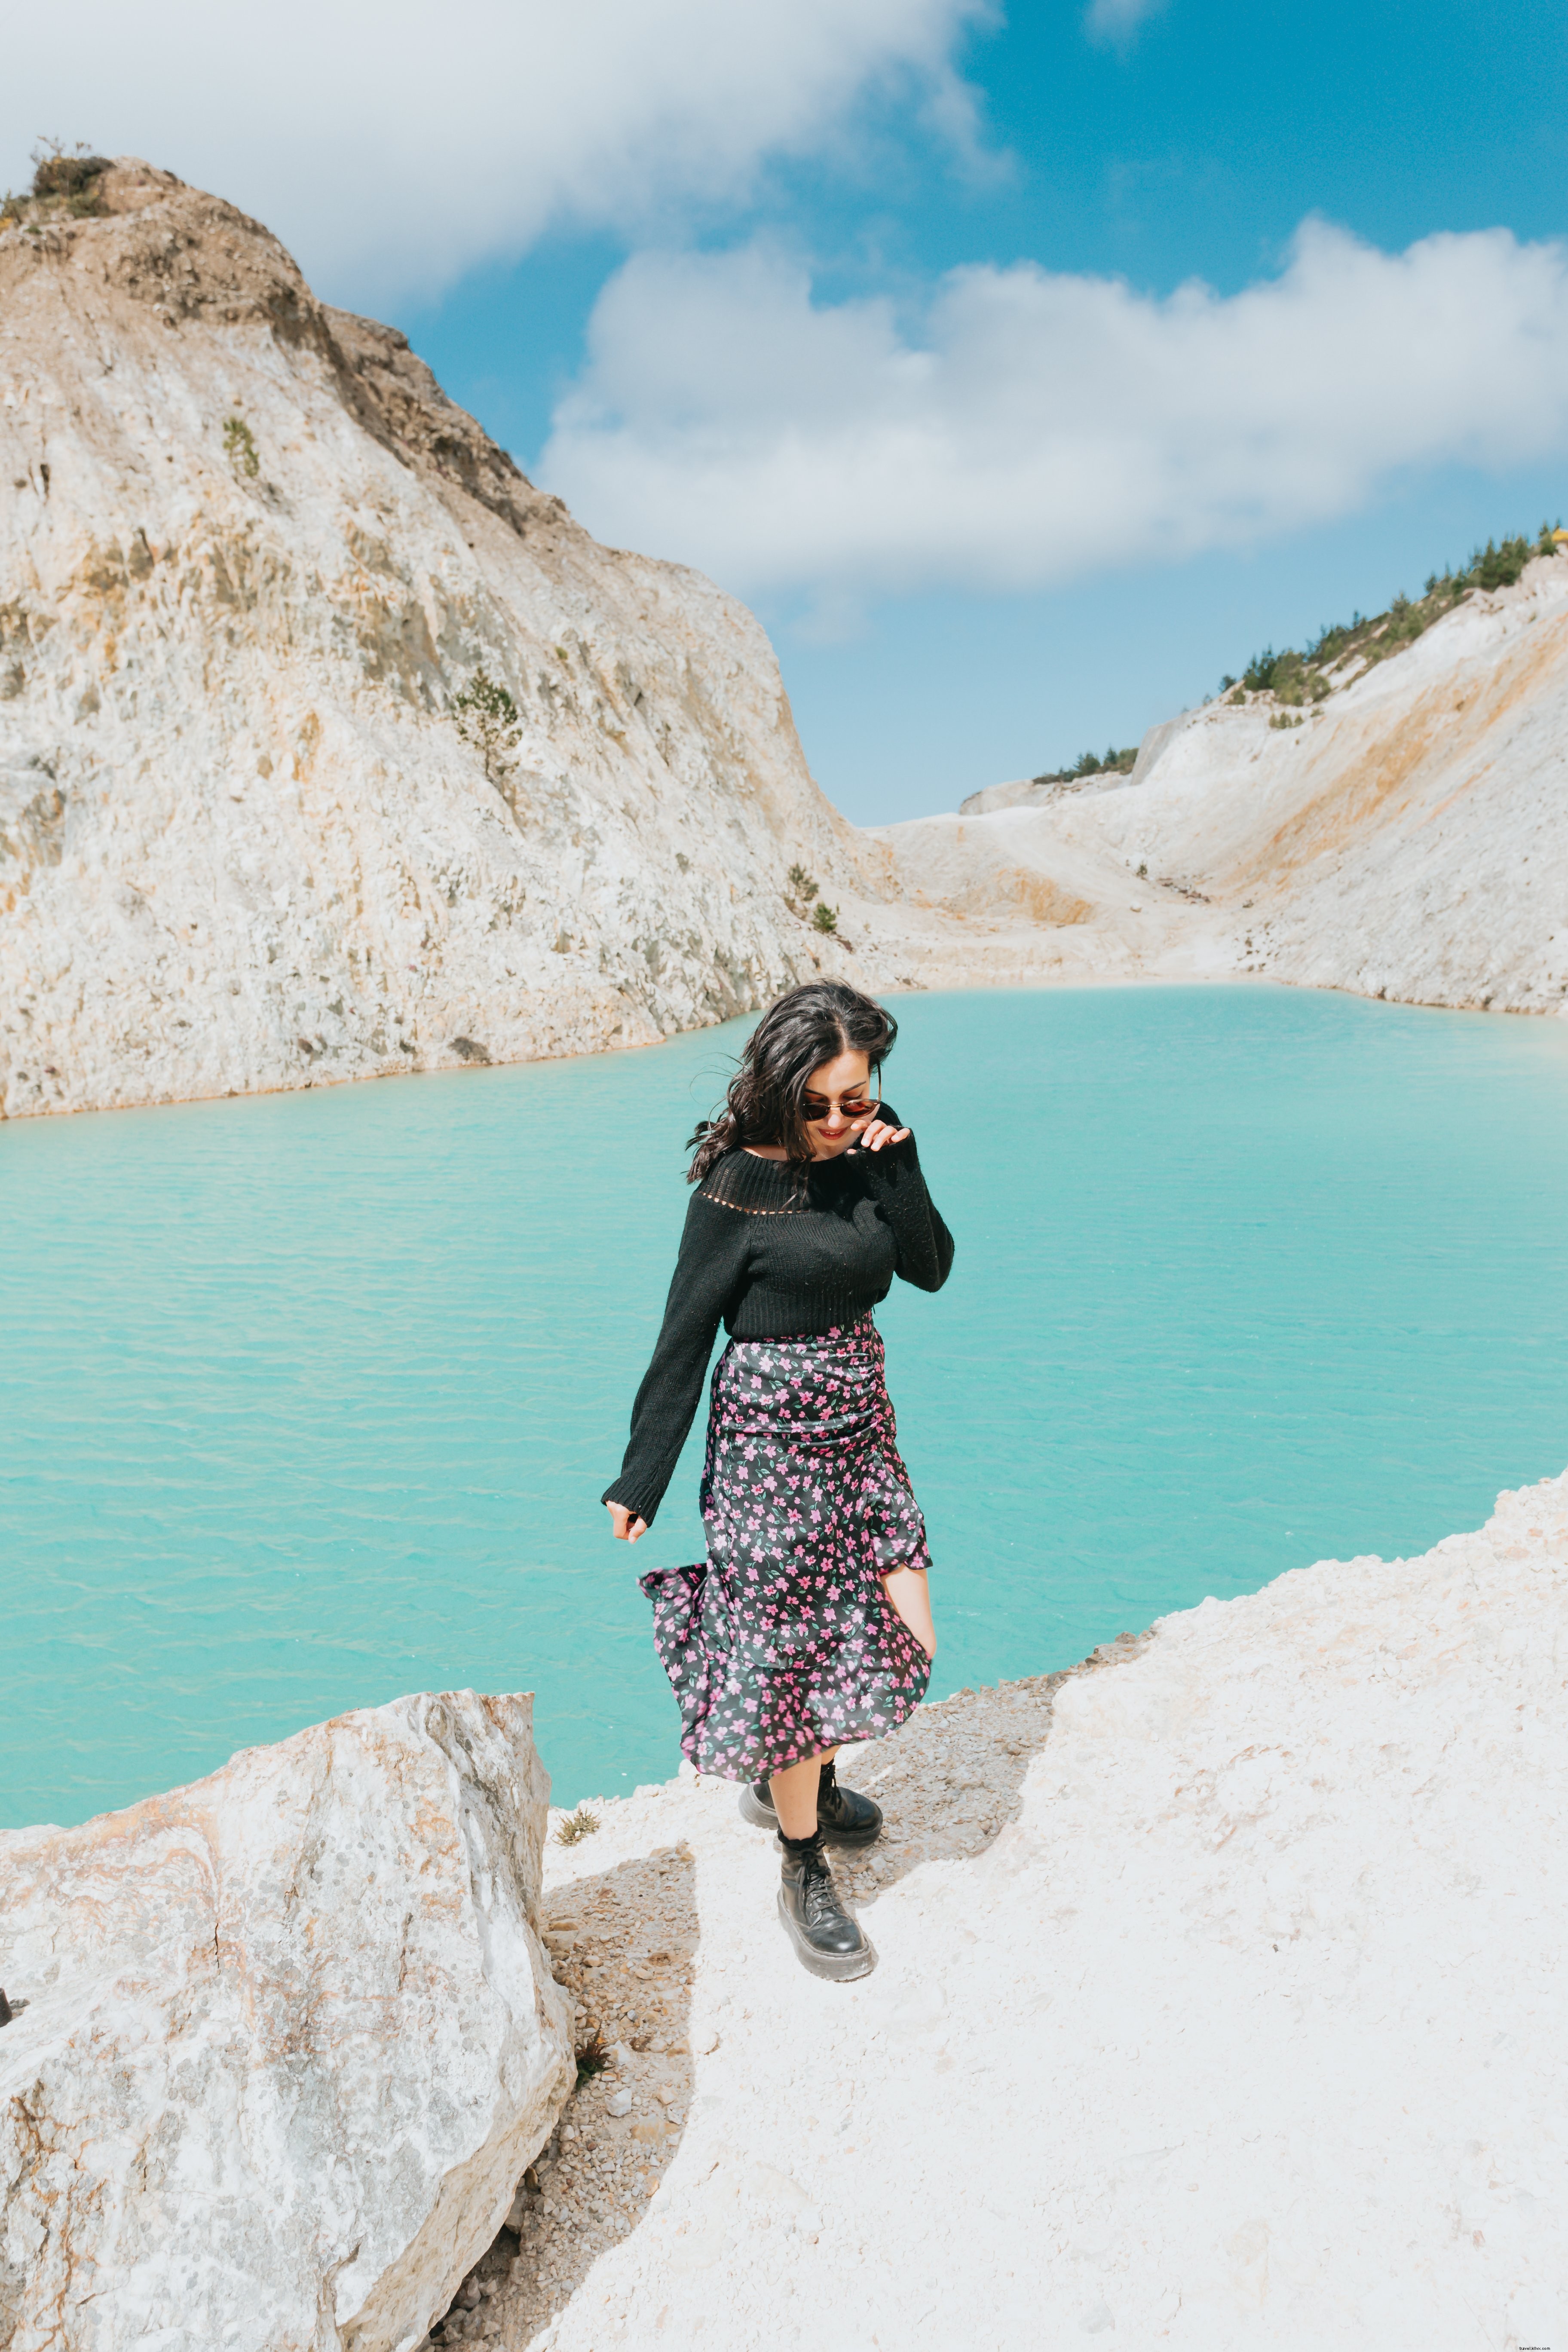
top-left (1470, 533), bottom-right (1535, 592)
top-left (223, 417), bottom-right (260, 480)
top-left (3, 142), bottom-right (111, 230)
top-left (785, 862), bottom-right (819, 918)
top-left (1031, 744), bottom-right (1137, 788)
top-left (812, 901), bottom-right (839, 935)
top-left (453, 667), bottom-right (522, 786)
top-left (575, 2029), bottom-right (610, 2086)
top-left (554, 1805), bottom-right (599, 1846)
top-left (31, 141), bottom-right (111, 202)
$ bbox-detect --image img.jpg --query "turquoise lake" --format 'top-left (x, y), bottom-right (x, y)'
top-left (6, 983), bottom-right (1568, 1833)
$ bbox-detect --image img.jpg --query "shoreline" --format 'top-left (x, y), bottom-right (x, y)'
top-left (4, 967), bottom-right (1256, 1128)
top-left (7, 967), bottom-right (1563, 1131)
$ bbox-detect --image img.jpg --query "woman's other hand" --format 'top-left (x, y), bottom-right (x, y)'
top-left (854, 1116), bottom-right (911, 1153)
top-left (606, 1502), bottom-right (648, 1543)
top-left (882, 1565), bottom-right (937, 1659)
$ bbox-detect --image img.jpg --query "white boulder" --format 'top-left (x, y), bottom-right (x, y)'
top-left (0, 1690), bottom-right (576, 2352)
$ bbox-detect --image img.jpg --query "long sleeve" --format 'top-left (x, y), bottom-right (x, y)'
top-left (856, 1124), bottom-right (955, 1293)
top-left (602, 1192), bottom-right (752, 1528)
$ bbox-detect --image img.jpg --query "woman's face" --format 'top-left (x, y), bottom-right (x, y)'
top-left (801, 1048), bottom-right (876, 1158)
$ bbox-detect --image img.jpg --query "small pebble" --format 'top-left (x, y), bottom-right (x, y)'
top-left (606, 2089), bottom-right (633, 2117)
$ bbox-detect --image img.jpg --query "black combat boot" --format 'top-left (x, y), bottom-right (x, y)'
top-left (739, 1755), bottom-right (883, 1847)
top-left (776, 1831), bottom-right (877, 1981)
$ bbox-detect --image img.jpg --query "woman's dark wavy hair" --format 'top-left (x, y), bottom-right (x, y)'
top-left (687, 980), bottom-right (897, 1184)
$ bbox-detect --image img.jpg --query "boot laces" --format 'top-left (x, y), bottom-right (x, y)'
top-left (801, 1849), bottom-right (847, 1927)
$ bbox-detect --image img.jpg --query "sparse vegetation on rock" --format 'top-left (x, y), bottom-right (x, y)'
top-left (1031, 744), bottom-right (1138, 788)
top-left (554, 1805), bottom-right (599, 1847)
top-left (223, 417), bottom-right (259, 479)
top-left (1, 140), bottom-right (112, 228)
top-left (1223, 520), bottom-right (1565, 705)
top-left (785, 862), bottom-right (847, 942)
top-left (573, 2029), bottom-right (610, 2088)
top-left (784, 862), bottom-right (819, 918)
top-left (453, 667), bottom-right (522, 787)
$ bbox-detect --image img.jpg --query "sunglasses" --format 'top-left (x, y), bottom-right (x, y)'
top-left (801, 1086), bottom-right (880, 1122)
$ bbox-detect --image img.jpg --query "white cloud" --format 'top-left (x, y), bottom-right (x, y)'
top-left (540, 221), bottom-right (1568, 612)
top-left (1084, 0), bottom-right (1167, 44)
top-left (2, 0), bottom-right (986, 303)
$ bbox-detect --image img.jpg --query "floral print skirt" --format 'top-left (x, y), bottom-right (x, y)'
top-left (639, 1316), bottom-right (933, 1782)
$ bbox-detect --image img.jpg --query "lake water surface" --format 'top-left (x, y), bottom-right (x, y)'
top-left (6, 983), bottom-right (1568, 1831)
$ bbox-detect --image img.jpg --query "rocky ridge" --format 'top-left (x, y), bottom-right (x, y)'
top-left (881, 548), bottom-right (1568, 1015)
top-left (0, 160), bottom-right (910, 1122)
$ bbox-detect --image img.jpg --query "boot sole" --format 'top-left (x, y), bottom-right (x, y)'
top-left (776, 1890), bottom-right (878, 1981)
top-left (738, 1785), bottom-right (883, 1847)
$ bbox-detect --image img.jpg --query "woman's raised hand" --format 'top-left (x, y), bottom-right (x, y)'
top-left (854, 1116), bottom-right (911, 1153)
top-left (606, 1502), bottom-right (648, 1543)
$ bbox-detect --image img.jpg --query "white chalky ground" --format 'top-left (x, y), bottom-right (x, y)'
top-left (443, 1472), bottom-right (1567, 2352)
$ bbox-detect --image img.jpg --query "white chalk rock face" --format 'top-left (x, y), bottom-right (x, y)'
top-left (0, 1691), bottom-right (576, 2352)
top-left (882, 548), bottom-right (1568, 1017)
top-left (0, 160), bottom-right (872, 1121)
top-left (1055, 549), bottom-right (1568, 1015)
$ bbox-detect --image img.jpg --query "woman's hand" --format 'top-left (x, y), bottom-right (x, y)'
top-left (854, 1116), bottom-right (911, 1153)
top-left (606, 1502), bottom-right (648, 1543)
top-left (882, 1565), bottom-right (937, 1659)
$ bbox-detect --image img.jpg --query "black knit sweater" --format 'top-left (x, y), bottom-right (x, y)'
top-left (603, 1113), bottom-right (954, 1528)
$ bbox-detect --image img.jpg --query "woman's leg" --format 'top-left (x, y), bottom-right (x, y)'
top-left (769, 1749), bottom-right (837, 1838)
top-left (772, 1746), bottom-right (875, 1980)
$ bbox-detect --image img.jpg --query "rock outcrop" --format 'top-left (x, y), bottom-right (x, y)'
top-left (1082, 552), bottom-right (1568, 1012)
top-left (879, 549), bottom-right (1568, 1015)
top-left (0, 160), bottom-right (885, 1122)
top-left (443, 1471), bottom-right (1568, 2351)
top-left (0, 1690), bottom-right (575, 2352)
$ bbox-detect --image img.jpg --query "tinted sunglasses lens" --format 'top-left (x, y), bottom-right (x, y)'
top-left (803, 1096), bottom-right (876, 1119)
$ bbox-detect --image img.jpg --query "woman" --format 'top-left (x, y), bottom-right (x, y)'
top-left (603, 980), bottom-right (954, 1981)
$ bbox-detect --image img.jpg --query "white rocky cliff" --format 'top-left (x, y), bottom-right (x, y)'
top-left (471, 1471), bottom-right (1568, 2351)
top-left (0, 159), bottom-right (894, 1122)
top-left (876, 547), bottom-right (1568, 1015)
top-left (0, 1691), bottom-right (575, 2352)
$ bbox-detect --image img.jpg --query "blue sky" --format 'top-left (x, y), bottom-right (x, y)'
top-left (11, 1), bottom-right (1568, 821)
top-left (410, 0), bottom-right (1568, 819)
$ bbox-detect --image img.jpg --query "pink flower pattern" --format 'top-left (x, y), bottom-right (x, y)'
top-left (639, 1316), bottom-right (933, 1781)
